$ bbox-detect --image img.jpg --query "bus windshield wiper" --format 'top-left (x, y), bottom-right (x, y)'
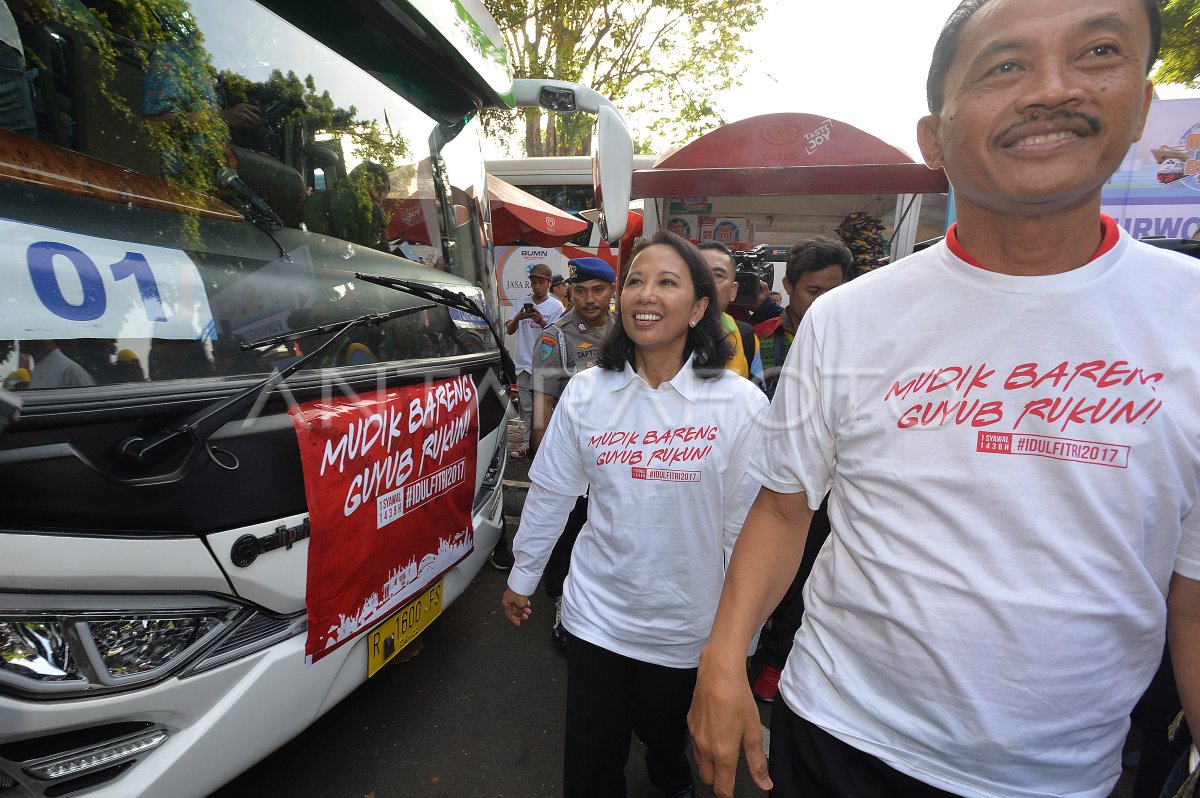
top-left (114, 304), bottom-right (435, 480)
top-left (355, 272), bottom-right (516, 384)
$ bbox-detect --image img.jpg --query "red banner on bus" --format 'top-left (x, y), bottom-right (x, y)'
top-left (289, 376), bottom-right (479, 663)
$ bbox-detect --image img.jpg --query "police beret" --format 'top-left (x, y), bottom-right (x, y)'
top-left (567, 257), bottom-right (616, 283)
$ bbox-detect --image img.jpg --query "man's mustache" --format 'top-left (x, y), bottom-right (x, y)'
top-left (990, 109), bottom-right (1102, 149)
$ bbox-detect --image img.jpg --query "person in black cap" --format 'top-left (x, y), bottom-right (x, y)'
top-left (550, 272), bottom-right (572, 312)
top-left (530, 256), bottom-right (617, 649)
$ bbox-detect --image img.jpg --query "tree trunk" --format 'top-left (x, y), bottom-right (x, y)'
top-left (545, 112), bottom-right (557, 155)
top-left (524, 109), bottom-right (543, 157)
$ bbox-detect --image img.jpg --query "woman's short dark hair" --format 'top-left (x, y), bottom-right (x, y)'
top-left (926, 0), bottom-right (1162, 114)
top-left (598, 230), bottom-right (732, 379)
top-left (785, 236), bottom-right (853, 285)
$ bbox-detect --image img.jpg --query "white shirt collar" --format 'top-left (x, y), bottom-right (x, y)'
top-left (613, 353), bottom-right (705, 402)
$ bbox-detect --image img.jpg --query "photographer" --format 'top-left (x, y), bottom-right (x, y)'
top-left (504, 263), bottom-right (564, 461)
top-left (742, 279), bottom-right (783, 327)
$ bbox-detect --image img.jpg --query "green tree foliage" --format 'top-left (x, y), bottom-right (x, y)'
top-left (1155, 0), bottom-right (1200, 87)
top-left (220, 69), bottom-right (407, 171)
top-left (32, 1), bottom-right (406, 197)
top-left (483, 0), bottom-right (764, 156)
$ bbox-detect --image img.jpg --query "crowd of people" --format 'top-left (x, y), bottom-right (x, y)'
top-left (499, 1), bottom-right (1200, 798)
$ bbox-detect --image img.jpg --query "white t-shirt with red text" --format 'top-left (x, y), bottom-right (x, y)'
top-left (510, 357), bottom-right (768, 668)
top-left (752, 220), bottom-right (1200, 798)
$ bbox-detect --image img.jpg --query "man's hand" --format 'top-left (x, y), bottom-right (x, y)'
top-left (219, 103), bottom-right (262, 131)
top-left (530, 309), bottom-right (547, 328)
top-left (689, 652), bottom-right (772, 797)
top-left (502, 587), bottom-right (532, 626)
top-left (689, 488), bottom-right (810, 797)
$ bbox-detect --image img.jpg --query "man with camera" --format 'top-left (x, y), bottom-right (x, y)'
top-left (505, 262), bottom-right (564, 460)
top-left (741, 279), bottom-right (783, 327)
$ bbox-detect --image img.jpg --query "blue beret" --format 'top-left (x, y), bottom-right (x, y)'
top-left (568, 257), bottom-right (616, 284)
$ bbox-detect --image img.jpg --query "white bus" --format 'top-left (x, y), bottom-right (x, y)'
top-left (0, 2), bottom-right (630, 796)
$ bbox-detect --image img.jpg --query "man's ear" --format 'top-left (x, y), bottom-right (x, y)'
top-left (917, 114), bottom-right (944, 169)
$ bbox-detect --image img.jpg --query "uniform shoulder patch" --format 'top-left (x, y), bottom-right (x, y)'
top-left (538, 334), bottom-right (557, 361)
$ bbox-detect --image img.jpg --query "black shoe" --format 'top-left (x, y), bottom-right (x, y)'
top-left (551, 597), bottom-right (567, 650)
top-left (488, 533), bottom-right (514, 571)
top-left (663, 785), bottom-right (694, 798)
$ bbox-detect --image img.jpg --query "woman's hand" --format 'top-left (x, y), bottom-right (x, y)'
top-left (502, 588), bottom-right (532, 626)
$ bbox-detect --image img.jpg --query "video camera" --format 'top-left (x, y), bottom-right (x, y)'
top-left (731, 245), bottom-right (789, 306)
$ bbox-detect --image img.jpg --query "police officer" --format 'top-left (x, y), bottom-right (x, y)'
top-left (530, 256), bottom-right (617, 650)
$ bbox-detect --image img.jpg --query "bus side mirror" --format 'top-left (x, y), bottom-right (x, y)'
top-left (592, 106), bottom-right (632, 243)
top-left (509, 79), bottom-right (633, 243)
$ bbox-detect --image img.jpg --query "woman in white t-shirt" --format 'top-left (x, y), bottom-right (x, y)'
top-left (503, 231), bottom-right (768, 798)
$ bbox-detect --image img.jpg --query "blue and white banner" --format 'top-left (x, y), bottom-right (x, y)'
top-left (1, 218), bottom-right (216, 341)
top-left (1103, 98), bottom-right (1200, 240)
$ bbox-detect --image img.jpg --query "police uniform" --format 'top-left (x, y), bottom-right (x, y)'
top-left (532, 308), bottom-right (612, 398)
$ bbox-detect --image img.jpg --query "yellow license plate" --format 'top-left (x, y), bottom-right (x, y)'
top-left (367, 580), bottom-right (443, 677)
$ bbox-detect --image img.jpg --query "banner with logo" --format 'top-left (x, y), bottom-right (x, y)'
top-left (1103, 97), bottom-right (1200, 239)
top-left (290, 378), bottom-right (479, 663)
top-left (496, 244), bottom-right (620, 319)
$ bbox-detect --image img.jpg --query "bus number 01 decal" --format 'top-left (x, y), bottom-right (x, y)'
top-left (27, 241), bottom-right (167, 324)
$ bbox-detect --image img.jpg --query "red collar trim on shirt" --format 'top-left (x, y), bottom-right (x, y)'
top-left (946, 215), bottom-right (1120, 270)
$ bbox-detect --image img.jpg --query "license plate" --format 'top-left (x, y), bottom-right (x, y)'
top-left (367, 580), bottom-right (443, 677)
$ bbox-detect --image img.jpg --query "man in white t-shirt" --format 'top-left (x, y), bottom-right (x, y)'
top-left (504, 262), bottom-right (564, 459)
top-left (25, 340), bottom-right (95, 390)
top-left (690, 2), bottom-right (1200, 798)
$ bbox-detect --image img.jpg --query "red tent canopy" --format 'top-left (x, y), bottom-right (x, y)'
top-left (383, 196), bottom-right (439, 244)
top-left (486, 174), bottom-right (588, 246)
top-left (384, 175), bottom-right (589, 247)
top-left (631, 113), bottom-right (948, 198)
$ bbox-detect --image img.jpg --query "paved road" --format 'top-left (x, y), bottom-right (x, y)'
top-left (210, 420), bottom-right (1137, 798)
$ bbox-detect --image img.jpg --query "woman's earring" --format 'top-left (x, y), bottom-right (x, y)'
top-left (689, 320), bottom-right (697, 327)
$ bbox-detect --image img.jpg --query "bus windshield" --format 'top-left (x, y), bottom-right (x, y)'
top-left (0, 0), bottom-right (496, 394)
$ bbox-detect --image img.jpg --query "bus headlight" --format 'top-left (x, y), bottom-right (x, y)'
top-left (0, 620), bottom-right (81, 682)
top-left (0, 595), bottom-right (241, 698)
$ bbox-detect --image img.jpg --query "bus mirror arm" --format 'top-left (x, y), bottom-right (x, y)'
top-left (355, 272), bottom-right (517, 386)
top-left (114, 305), bottom-right (435, 479)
